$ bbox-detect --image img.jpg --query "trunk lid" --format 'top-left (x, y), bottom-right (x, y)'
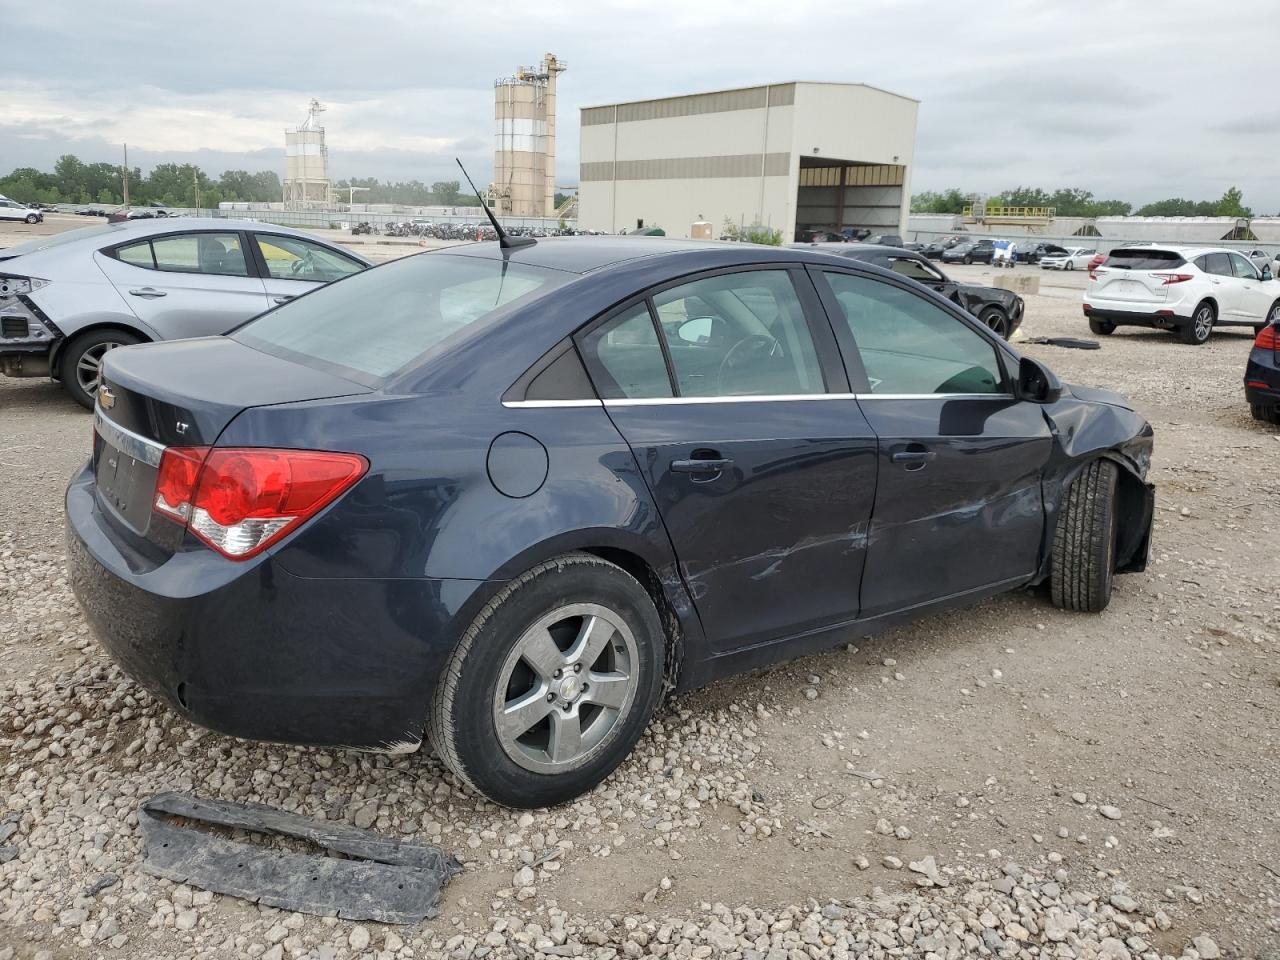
top-left (92, 336), bottom-right (371, 548)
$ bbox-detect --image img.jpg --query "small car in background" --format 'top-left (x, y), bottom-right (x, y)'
top-left (1040, 247), bottom-right (1097, 271)
top-left (861, 233), bottom-right (904, 247)
top-left (801, 242), bottom-right (1024, 338)
top-left (0, 218), bottom-right (371, 407)
top-left (942, 238), bottom-right (996, 265)
top-left (1084, 246), bottom-right (1280, 344)
top-left (0, 199), bottom-right (44, 224)
top-left (1016, 242), bottom-right (1068, 264)
top-left (1245, 320), bottom-right (1280, 424)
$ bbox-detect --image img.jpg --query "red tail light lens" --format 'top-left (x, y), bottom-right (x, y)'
top-left (1152, 273), bottom-right (1194, 285)
top-left (1256, 324), bottom-right (1279, 350)
top-left (152, 447), bottom-right (368, 559)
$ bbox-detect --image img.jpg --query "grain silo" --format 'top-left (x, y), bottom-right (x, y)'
top-left (283, 99), bottom-right (333, 207)
top-left (493, 54), bottom-right (566, 218)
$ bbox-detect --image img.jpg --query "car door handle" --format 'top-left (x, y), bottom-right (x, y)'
top-left (891, 447), bottom-right (936, 470)
top-left (128, 287), bottom-right (167, 298)
top-left (671, 457), bottom-right (733, 474)
top-left (272, 295), bottom-right (295, 304)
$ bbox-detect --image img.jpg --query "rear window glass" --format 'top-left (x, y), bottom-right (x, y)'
top-left (232, 253), bottom-right (569, 381)
top-left (1105, 249), bottom-right (1186, 269)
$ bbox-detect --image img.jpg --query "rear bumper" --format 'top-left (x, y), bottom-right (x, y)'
top-left (1245, 351), bottom-right (1280, 406)
top-left (1083, 306), bottom-right (1183, 329)
top-left (65, 463), bottom-right (488, 752)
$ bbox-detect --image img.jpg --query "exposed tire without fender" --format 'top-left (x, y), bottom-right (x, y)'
top-left (1051, 459), bottom-right (1119, 613)
top-left (979, 307), bottom-right (1010, 339)
top-left (429, 553), bottom-right (666, 808)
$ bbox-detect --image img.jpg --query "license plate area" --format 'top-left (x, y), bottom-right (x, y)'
top-left (93, 411), bottom-right (163, 534)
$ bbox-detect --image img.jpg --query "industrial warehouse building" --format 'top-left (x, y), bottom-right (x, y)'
top-left (577, 81), bottom-right (918, 240)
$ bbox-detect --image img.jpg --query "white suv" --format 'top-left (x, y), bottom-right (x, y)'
top-left (0, 199), bottom-right (44, 224)
top-left (1084, 246), bottom-right (1280, 344)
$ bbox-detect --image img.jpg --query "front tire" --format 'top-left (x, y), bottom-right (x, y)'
top-left (61, 329), bottom-right (142, 409)
top-left (25, 214), bottom-right (39, 224)
top-left (963, 256), bottom-right (973, 265)
top-left (1180, 302), bottom-right (1215, 345)
top-left (1051, 459), bottom-right (1119, 613)
top-left (1088, 319), bottom-right (1116, 336)
top-left (429, 553), bottom-right (666, 808)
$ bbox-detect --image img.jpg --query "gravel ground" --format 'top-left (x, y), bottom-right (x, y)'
top-left (1, 237), bottom-right (1278, 959)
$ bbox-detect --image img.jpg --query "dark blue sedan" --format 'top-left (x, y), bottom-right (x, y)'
top-left (1246, 320), bottom-right (1280, 424)
top-left (67, 238), bottom-right (1156, 808)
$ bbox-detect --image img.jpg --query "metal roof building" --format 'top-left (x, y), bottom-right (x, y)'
top-left (577, 82), bottom-right (919, 241)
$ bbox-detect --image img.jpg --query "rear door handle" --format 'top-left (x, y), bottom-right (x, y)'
top-left (671, 457), bottom-right (733, 474)
top-left (272, 295), bottom-right (295, 304)
top-left (128, 287), bottom-right (166, 298)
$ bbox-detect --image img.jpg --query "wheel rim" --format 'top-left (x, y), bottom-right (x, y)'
top-left (493, 602), bottom-right (639, 774)
top-left (75, 341), bottom-right (125, 395)
top-left (982, 310), bottom-right (1009, 337)
top-left (1193, 307), bottom-right (1213, 341)
top-left (1269, 303), bottom-right (1280, 324)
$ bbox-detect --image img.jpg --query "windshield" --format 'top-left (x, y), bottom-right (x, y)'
top-left (0, 223), bottom-right (128, 257)
top-left (233, 251), bottom-right (571, 382)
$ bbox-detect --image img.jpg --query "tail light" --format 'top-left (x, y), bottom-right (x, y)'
top-left (1151, 273), bottom-right (1194, 285)
top-left (153, 447), bottom-right (368, 559)
top-left (1255, 324), bottom-right (1279, 351)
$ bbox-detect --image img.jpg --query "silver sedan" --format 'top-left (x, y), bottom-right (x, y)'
top-left (0, 218), bottom-right (371, 407)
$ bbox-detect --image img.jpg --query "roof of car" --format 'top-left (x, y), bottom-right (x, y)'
top-left (437, 236), bottom-right (793, 275)
top-left (795, 243), bottom-right (918, 258)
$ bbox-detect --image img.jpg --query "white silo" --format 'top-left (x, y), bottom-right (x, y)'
top-left (283, 100), bottom-right (333, 207)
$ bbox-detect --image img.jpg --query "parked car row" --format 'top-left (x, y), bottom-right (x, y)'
top-left (0, 218), bottom-right (370, 407)
top-left (68, 234), bottom-right (1156, 808)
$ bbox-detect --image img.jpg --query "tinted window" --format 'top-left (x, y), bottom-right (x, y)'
top-left (234, 253), bottom-right (568, 381)
top-left (254, 234), bottom-right (365, 282)
top-left (1228, 252), bottom-right (1258, 279)
top-left (651, 270), bottom-right (825, 397)
top-left (823, 272), bottom-right (1004, 395)
top-left (1204, 253), bottom-right (1232, 277)
top-left (581, 303), bottom-right (673, 399)
top-left (1106, 249), bottom-right (1187, 270)
top-left (149, 233), bottom-right (249, 277)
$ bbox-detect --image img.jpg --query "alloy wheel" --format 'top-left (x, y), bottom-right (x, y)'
top-left (493, 603), bottom-right (639, 774)
top-left (1193, 306), bottom-right (1214, 342)
top-left (75, 341), bottom-right (124, 396)
top-left (981, 309), bottom-right (1009, 338)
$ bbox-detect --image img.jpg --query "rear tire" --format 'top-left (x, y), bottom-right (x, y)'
top-left (428, 553), bottom-right (666, 808)
top-left (1251, 402), bottom-right (1280, 425)
top-left (1088, 319), bottom-right (1115, 336)
top-left (61, 329), bottom-right (143, 409)
top-left (1180, 302), bottom-right (1214, 345)
top-left (1051, 459), bottom-right (1119, 613)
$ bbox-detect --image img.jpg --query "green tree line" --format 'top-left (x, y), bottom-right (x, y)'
top-left (911, 185), bottom-right (1256, 218)
top-left (0, 155), bottom-right (484, 208)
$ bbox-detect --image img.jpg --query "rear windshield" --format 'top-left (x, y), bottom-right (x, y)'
top-left (232, 252), bottom-right (570, 382)
top-left (1105, 249), bottom-right (1186, 269)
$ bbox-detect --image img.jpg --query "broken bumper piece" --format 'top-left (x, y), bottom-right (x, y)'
top-left (138, 792), bottom-right (461, 924)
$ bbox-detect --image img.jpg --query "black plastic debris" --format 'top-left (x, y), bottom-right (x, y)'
top-left (1019, 337), bottom-right (1101, 350)
top-left (138, 792), bottom-right (461, 924)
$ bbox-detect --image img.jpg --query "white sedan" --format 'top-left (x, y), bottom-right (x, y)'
top-left (1040, 247), bottom-right (1096, 271)
top-left (0, 199), bottom-right (44, 224)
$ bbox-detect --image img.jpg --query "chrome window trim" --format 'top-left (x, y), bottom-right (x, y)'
top-left (93, 408), bottom-right (165, 467)
top-left (501, 399), bottom-right (605, 409)
top-left (503, 393), bottom-right (1016, 408)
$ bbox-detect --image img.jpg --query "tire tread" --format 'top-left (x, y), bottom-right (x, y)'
top-left (1051, 460), bottom-right (1118, 612)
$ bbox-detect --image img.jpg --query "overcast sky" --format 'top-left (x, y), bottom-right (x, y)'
top-left (6, 0), bottom-right (1278, 211)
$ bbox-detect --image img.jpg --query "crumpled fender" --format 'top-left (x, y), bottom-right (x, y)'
top-left (1036, 384), bottom-right (1156, 577)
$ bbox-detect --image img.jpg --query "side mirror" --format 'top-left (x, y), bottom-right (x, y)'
top-left (1015, 355), bottom-right (1062, 404)
top-left (1264, 266), bottom-right (1274, 281)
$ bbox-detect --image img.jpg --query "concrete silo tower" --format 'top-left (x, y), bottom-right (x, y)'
top-left (493, 53), bottom-right (566, 218)
top-left (283, 99), bottom-right (334, 207)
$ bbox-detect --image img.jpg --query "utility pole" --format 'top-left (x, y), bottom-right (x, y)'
top-left (193, 168), bottom-right (200, 212)
top-left (121, 143), bottom-right (130, 210)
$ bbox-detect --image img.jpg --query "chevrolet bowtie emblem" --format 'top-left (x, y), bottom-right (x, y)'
top-left (98, 385), bottom-right (116, 410)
